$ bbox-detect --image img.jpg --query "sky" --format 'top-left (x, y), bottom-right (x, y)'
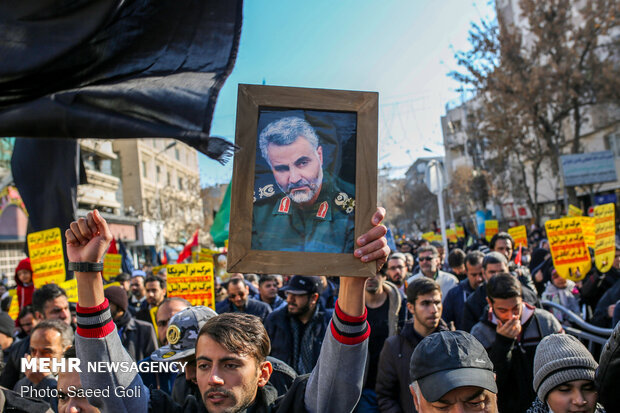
top-left (200, 0), bottom-right (497, 187)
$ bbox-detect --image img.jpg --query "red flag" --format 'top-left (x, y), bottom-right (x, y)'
top-left (108, 238), bottom-right (118, 254)
top-left (515, 244), bottom-right (522, 266)
top-left (176, 230), bottom-right (199, 263)
top-left (161, 249), bottom-right (168, 266)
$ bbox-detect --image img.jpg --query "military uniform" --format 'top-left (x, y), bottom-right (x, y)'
top-left (252, 174), bottom-right (356, 253)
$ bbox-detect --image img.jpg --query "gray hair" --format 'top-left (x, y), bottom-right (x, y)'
top-left (410, 380), bottom-right (421, 399)
top-left (258, 117), bottom-right (320, 166)
top-left (32, 319), bottom-right (74, 349)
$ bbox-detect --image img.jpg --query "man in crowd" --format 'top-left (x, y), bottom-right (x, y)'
top-left (409, 330), bottom-right (498, 413)
top-left (251, 116), bottom-right (356, 253)
top-left (136, 275), bottom-right (167, 325)
top-left (0, 284), bottom-right (71, 388)
top-left (216, 277), bottom-right (272, 322)
top-left (461, 252), bottom-right (509, 332)
top-left (376, 278), bottom-right (448, 413)
top-left (470, 273), bottom-right (562, 413)
top-left (442, 251), bottom-right (484, 330)
top-left (0, 312), bottom-right (14, 364)
top-left (258, 274), bottom-right (286, 311)
top-left (66, 207), bottom-right (389, 412)
top-left (56, 346), bottom-right (99, 413)
top-left (16, 320), bottom-right (74, 412)
top-left (129, 273), bottom-right (148, 315)
top-left (407, 245), bottom-right (458, 301)
top-left (115, 272), bottom-right (132, 293)
top-left (16, 305), bottom-right (38, 339)
top-left (447, 248), bottom-right (466, 280)
top-left (356, 268), bottom-right (406, 410)
top-left (386, 252), bottom-right (408, 297)
top-left (264, 275), bottom-right (332, 374)
top-left (104, 286), bottom-right (157, 362)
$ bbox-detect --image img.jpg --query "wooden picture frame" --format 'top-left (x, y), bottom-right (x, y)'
top-left (227, 84), bottom-right (378, 277)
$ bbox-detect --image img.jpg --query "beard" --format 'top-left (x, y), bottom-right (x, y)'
top-left (278, 168), bottom-right (323, 204)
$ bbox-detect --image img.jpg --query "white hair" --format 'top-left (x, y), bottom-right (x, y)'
top-left (258, 116), bottom-right (320, 167)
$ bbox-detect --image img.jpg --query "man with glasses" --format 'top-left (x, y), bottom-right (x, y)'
top-left (264, 275), bottom-right (332, 374)
top-left (215, 278), bottom-right (272, 322)
top-left (386, 252), bottom-right (409, 297)
top-left (407, 246), bottom-right (458, 302)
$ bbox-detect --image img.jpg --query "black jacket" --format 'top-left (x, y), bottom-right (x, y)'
top-left (118, 315), bottom-right (158, 362)
top-left (375, 320), bottom-right (449, 413)
top-left (215, 298), bottom-right (272, 322)
top-left (0, 336), bottom-right (29, 389)
top-left (591, 278), bottom-right (620, 328)
top-left (264, 305), bottom-right (332, 375)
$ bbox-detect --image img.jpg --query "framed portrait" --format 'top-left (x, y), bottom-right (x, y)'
top-left (227, 84), bottom-right (378, 277)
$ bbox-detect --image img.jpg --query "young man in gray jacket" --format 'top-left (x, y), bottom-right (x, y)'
top-left (66, 208), bottom-right (390, 413)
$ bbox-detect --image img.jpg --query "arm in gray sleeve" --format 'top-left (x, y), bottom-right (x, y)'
top-left (75, 298), bottom-right (149, 413)
top-left (304, 302), bottom-right (369, 413)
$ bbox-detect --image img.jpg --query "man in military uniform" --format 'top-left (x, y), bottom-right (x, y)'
top-left (252, 116), bottom-right (356, 253)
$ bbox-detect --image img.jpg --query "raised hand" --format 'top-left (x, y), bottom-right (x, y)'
top-left (354, 207), bottom-right (389, 273)
top-left (65, 210), bottom-right (113, 263)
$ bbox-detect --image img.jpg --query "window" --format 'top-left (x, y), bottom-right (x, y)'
top-left (167, 172), bottom-right (171, 186)
top-left (605, 133), bottom-right (620, 157)
top-left (175, 148), bottom-right (180, 161)
top-left (142, 161), bottom-right (147, 178)
top-left (156, 165), bottom-right (161, 182)
top-left (178, 176), bottom-right (183, 190)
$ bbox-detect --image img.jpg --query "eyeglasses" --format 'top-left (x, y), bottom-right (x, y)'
top-left (388, 265), bottom-right (405, 271)
top-left (418, 256), bottom-right (435, 262)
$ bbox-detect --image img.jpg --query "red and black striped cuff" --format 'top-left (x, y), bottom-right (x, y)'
top-left (330, 299), bottom-right (370, 345)
top-left (76, 298), bottom-right (115, 338)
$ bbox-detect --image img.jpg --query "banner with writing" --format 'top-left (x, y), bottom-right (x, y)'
top-left (8, 289), bottom-right (18, 320)
top-left (432, 233), bottom-right (443, 243)
top-left (485, 220), bottom-right (499, 242)
top-left (545, 218), bottom-right (591, 281)
top-left (456, 225), bottom-right (465, 240)
top-left (422, 232), bottom-right (435, 242)
top-left (508, 225), bottom-right (528, 248)
top-left (197, 248), bottom-right (217, 263)
top-left (103, 253), bottom-right (122, 282)
top-left (59, 278), bottom-right (78, 303)
top-left (446, 228), bottom-right (457, 243)
top-left (27, 228), bottom-right (66, 287)
top-left (166, 262), bottom-right (215, 310)
top-left (568, 204), bottom-right (583, 217)
top-left (580, 217), bottom-right (596, 250)
top-left (594, 203), bottom-right (615, 273)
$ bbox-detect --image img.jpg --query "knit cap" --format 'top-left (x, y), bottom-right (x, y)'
top-left (533, 334), bottom-right (598, 401)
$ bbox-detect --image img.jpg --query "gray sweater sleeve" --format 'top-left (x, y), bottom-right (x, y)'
top-left (75, 298), bottom-right (150, 413)
top-left (304, 302), bottom-right (370, 413)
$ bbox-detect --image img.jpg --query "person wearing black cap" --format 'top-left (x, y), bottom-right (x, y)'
top-left (0, 312), bottom-right (14, 369)
top-left (409, 330), bottom-right (498, 412)
top-left (104, 285), bottom-right (157, 362)
top-left (264, 275), bottom-right (333, 375)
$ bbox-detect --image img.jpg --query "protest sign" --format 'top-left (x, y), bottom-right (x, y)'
top-left (456, 225), bottom-right (465, 240)
top-left (422, 232), bottom-right (435, 242)
top-left (8, 290), bottom-right (18, 320)
top-left (104, 282), bottom-right (121, 289)
top-left (27, 228), bottom-right (65, 287)
top-left (103, 253), bottom-right (122, 282)
top-left (594, 203), bottom-right (615, 273)
top-left (580, 217), bottom-right (596, 250)
top-left (432, 233), bottom-right (443, 243)
top-left (545, 217), bottom-right (591, 281)
top-left (152, 265), bottom-right (166, 276)
top-left (198, 248), bottom-right (217, 263)
top-left (485, 220), bottom-right (498, 242)
top-left (446, 228), bottom-right (457, 243)
top-left (59, 279), bottom-right (78, 303)
top-left (508, 225), bottom-right (528, 248)
top-left (166, 262), bottom-right (215, 310)
top-left (568, 204), bottom-right (583, 217)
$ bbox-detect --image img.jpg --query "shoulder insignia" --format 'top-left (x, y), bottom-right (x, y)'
top-left (258, 184), bottom-right (276, 199)
top-left (334, 192), bottom-right (355, 214)
top-left (278, 197), bottom-right (291, 214)
top-left (316, 201), bottom-right (329, 219)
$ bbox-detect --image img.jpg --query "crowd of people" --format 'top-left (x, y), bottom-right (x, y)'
top-left (0, 209), bottom-right (617, 413)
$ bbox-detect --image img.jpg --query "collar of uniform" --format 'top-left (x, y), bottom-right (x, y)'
top-left (271, 176), bottom-right (339, 221)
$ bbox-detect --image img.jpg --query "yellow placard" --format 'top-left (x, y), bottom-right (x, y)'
top-left (104, 282), bottom-right (121, 289)
top-left (102, 253), bottom-right (122, 282)
top-left (166, 262), bottom-right (215, 310)
top-left (152, 265), bottom-right (166, 276)
top-left (59, 278), bottom-right (78, 303)
top-left (568, 204), bottom-right (583, 217)
top-left (8, 289), bottom-right (18, 320)
top-left (545, 218), bottom-right (591, 281)
top-left (580, 217), bottom-right (596, 250)
top-left (594, 203), bottom-right (616, 273)
top-left (432, 233), bottom-right (443, 243)
top-left (456, 225), bottom-right (465, 240)
top-left (508, 225), bottom-right (528, 248)
top-left (197, 248), bottom-right (217, 263)
top-left (422, 232), bottom-right (435, 241)
top-left (27, 228), bottom-right (66, 288)
top-left (485, 220), bottom-right (499, 242)
top-left (446, 228), bottom-right (457, 243)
